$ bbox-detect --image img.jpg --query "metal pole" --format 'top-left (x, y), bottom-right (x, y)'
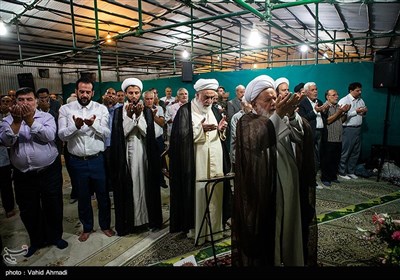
top-left (94, 0), bottom-right (102, 83)
top-left (315, 3), bottom-right (319, 64)
top-left (69, 0), bottom-right (77, 49)
top-left (16, 22), bottom-right (23, 61)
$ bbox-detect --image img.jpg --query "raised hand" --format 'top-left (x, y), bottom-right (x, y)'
top-left (132, 102), bottom-right (144, 118)
top-left (20, 104), bottom-right (35, 126)
top-left (218, 115), bottom-right (228, 132)
top-left (73, 115), bottom-right (84, 129)
top-left (315, 103), bottom-right (329, 113)
top-left (201, 118), bottom-right (217, 133)
top-left (37, 99), bottom-right (50, 112)
top-left (83, 115), bottom-right (96, 126)
top-left (9, 105), bottom-right (23, 123)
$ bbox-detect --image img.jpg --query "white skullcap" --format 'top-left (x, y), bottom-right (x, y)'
top-left (121, 78), bottom-right (143, 92)
top-left (194, 78), bottom-right (219, 92)
top-left (244, 75), bottom-right (275, 103)
top-left (274, 77), bottom-right (289, 90)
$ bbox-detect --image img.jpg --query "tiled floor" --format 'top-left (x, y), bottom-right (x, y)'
top-left (0, 159), bottom-right (171, 267)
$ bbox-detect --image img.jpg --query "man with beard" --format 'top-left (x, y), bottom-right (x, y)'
top-left (169, 78), bottom-right (230, 245)
top-left (231, 75), bottom-right (317, 267)
top-left (58, 77), bottom-right (114, 242)
top-left (109, 78), bottom-right (163, 236)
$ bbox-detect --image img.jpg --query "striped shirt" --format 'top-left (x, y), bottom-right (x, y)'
top-left (326, 104), bottom-right (343, 142)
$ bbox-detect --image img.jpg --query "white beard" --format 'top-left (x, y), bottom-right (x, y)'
top-left (193, 98), bottom-right (211, 116)
top-left (254, 106), bottom-right (272, 119)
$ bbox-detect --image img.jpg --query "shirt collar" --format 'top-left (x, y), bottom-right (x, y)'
top-left (80, 100), bottom-right (93, 110)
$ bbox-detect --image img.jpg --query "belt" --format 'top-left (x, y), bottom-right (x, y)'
top-left (344, 125), bottom-right (361, 128)
top-left (30, 165), bottom-right (50, 174)
top-left (70, 152), bottom-right (101, 161)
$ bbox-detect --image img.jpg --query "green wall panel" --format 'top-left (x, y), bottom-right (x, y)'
top-left (63, 62), bottom-right (400, 161)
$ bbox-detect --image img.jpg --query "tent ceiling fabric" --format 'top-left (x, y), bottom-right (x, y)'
top-left (0, 0), bottom-right (399, 77)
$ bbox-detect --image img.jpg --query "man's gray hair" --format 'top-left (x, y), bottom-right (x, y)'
top-left (304, 82), bottom-right (316, 92)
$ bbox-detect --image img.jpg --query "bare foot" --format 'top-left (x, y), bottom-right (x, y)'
top-left (78, 232), bottom-right (91, 242)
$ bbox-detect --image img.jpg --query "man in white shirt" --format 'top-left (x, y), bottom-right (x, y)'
top-left (58, 77), bottom-right (115, 242)
top-left (338, 82), bottom-right (367, 180)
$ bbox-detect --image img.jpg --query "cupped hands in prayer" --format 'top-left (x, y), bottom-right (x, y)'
top-left (10, 104), bottom-right (35, 126)
top-left (73, 115), bottom-right (96, 129)
top-left (125, 102), bottom-right (143, 119)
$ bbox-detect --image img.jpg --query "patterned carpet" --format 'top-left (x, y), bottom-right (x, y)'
top-left (123, 176), bottom-right (400, 267)
top-left (1, 162), bottom-right (399, 267)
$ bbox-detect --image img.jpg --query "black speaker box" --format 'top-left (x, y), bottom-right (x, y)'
top-left (182, 62), bottom-right (193, 82)
top-left (373, 48), bottom-right (400, 88)
top-left (17, 73), bottom-right (35, 92)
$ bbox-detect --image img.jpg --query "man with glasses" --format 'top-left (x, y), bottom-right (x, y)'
top-left (320, 89), bottom-right (350, 186)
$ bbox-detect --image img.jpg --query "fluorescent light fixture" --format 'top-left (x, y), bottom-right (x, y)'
top-left (182, 49), bottom-right (189, 59)
top-left (300, 44), bottom-right (309, 53)
top-left (247, 24), bottom-right (261, 47)
top-left (0, 21), bottom-right (7, 36)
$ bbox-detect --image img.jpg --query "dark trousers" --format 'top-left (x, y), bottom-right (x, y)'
top-left (64, 145), bottom-right (78, 200)
top-left (314, 129), bottom-right (323, 171)
top-left (14, 157), bottom-right (64, 247)
top-left (69, 153), bottom-right (111, 233)
top-left (103, 147), bottom-right (113, 193)
top-left (321, 141), bottom-right (342, 182)
top-left (156, 136), bottom-right (166, 186)
top-left (0, 164), bottom-right (15, 213)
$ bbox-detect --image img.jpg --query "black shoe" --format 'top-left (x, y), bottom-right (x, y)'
top-left (55, 239), bottom-right (68, 249)
top-left (149, 227), bottom-right (160, 232)
top-left (24, 246), bottom-right (38, 258)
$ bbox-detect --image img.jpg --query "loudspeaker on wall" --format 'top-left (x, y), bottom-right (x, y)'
top-left (17, 73), bottom-right (35, 92)
top-left (373, 48), bottom-right (400, 89)
top-left (182, 62), bottom-right (193, 82)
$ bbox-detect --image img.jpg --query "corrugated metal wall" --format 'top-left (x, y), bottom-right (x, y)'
top-left (0, 60), bottom-right (162, 95)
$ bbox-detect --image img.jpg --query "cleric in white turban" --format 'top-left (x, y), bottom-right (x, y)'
top-left (121, 77), bottom-right (143, 92)
top-left (232, 73), bottom-right (316, 268)
top-left (274, 77), bottom-right (289, 91)
top-left (194, 78), bottom-right (219, 92)
top-left (244, 75), bottom-right (275, 103)
top-left (169, 75), bottom-right (230, 243)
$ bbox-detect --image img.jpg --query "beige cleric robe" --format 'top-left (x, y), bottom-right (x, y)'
top-left (270, 112), bottom-right (305, 266)
top-left (188, 99), bottom-right (225, 245)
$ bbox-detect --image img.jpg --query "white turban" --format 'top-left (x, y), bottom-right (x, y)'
top-left (121, 78), bottom-right (143, 92)
top-left (244, 75), bottom-right (275, 103)
top-left (194, 78), bottom-right (219, 92)
top-left (274, 77), bottom-right (289, 90)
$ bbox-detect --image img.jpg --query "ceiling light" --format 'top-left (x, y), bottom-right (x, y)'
top-left (0, 20), bottom-right (7, 36)
top-left (300, 44), bottom-right (309, 53)
top-left (182, 49), bottom-right (189, 59)
top-left (106, 32), bottom-right (112, 43)
top-left (247, 24), bottom-right (261, 47)
top-left (323, 52), bottom-right (329, 59)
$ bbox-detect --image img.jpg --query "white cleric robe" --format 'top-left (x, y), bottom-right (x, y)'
top-left (188, 99), bottom-right (225, 245)
top-left (123, 103), bottom-right (149, 226)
